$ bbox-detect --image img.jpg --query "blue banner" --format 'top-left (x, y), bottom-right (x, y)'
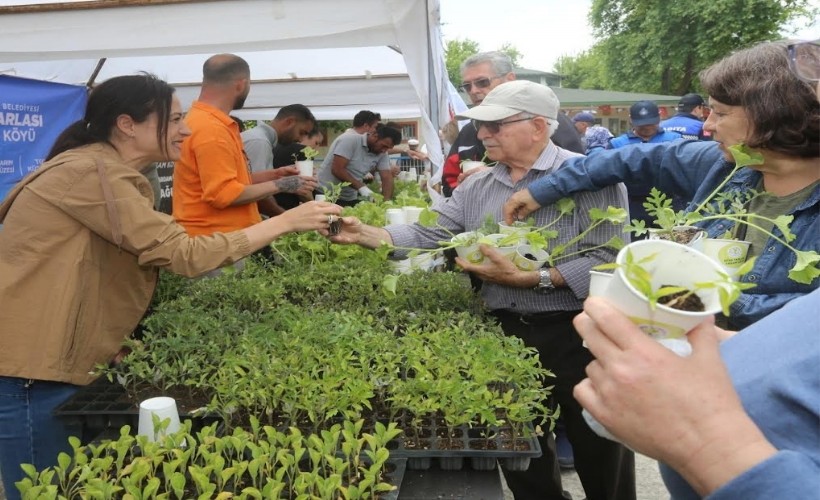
top-left (0, 75), bottom-right (87, 202)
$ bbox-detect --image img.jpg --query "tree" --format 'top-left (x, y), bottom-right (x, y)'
top-left (444, 38), bottom-right (480, 87)
top-left (589, 0), bottom-right (818, 94)
top-left (553, 47), bottom-right (608, 90)
top-left (444, 38), bottom-right (524, 87)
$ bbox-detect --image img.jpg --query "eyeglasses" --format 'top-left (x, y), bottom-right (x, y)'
top-left (458, 75), bottom-right (503, 92)
top-left (787, 40), bottom-right (820, 82)
top-left (472, 116), bottom-right (536, 134)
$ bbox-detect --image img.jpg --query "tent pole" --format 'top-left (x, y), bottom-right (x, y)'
top-left (86, 58), bottom-right (107, 88)
top-left (425, 0), bottom-right (440, 133)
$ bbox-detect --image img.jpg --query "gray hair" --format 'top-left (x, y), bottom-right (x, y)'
top-left (460, 51), bottom-right (514, 77)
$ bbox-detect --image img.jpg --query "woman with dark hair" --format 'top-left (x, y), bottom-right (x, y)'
top-left (0, 74), bottom-right (341, 499)
top-left (503, 40), bottom-right (819, 329)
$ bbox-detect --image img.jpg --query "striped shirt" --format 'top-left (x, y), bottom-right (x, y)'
top-left (388, 142), bottom-right (628, 314)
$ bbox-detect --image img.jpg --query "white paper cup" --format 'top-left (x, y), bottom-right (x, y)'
top-left (403, 206), bottom-right (424, 224)
top-left (138, 397), bottom-right (181, 442)
top-left (588, 270), bottom-right (614, 297)
top-left (407, 139), bottom-right (419, 151)
top-left (498, 222), bottom-right (531, 238)
top-left (452, 231), bottom-right (484, 265)
top-left (461, 160), bottom-right (485, 172)
top-left (314, 194), bottom-right (326, 202)
top-left (513, 245), bottom-right (549, 271)
top-left (702, 238), bottom-right (751, 275)
top-left (389, 259), bottom-right (412, 274)
top-left (385, 208), bottom-right (406, 225)
top-left (296, 160), bottom-right (314, 177)
top-left (410, 253), bottom-right (433, 271)
top-left (601, 239), bottom-right (724, 340)
top-left (483, 233), bottom-right (519, 261)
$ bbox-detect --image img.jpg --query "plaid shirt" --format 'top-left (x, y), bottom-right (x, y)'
top-left (388, 142), bottom-right (628, 314)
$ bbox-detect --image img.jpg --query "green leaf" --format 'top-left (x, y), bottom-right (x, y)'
top-left (555, 198), bottom-right (576, 215)
top-left (382, 275), bottom-right (399, 295)
top-left (788, 250), bottom-right (820, 285)
top-left (418, 208), bottom-right (439, 227)
top-left (727, 144), bottom-right (765, 169)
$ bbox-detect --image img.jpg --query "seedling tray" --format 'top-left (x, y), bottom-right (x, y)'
top-left (388, 423), bottom-right (541, 471)
top-left (53, 378), bottom-right (217, 436)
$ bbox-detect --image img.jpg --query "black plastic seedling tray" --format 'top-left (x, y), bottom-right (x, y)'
top-left (389, 423), bottom-right (541, 472)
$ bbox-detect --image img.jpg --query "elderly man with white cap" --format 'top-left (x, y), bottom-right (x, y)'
top-left (326, 80), bottom-right (634, 500)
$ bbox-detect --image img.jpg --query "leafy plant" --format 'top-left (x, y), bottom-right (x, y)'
top-left (626, 144), bottom-right (819, 284)
top-left (16, 419), bottom-right (399, 500)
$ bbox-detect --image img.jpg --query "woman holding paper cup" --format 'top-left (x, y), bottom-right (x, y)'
top-left (0, 74), bottom-right (341, 498)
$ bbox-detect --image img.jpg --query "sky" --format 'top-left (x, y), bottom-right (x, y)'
top-left (439, 0), bottom-right (596, 73)
top-left (439, 0), bottom-right (820, 73)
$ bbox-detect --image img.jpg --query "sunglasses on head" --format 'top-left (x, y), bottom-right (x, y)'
top-left (458, 75), bottom-right (502, 92)
top-left (788, 40), bottom-right (820, 82)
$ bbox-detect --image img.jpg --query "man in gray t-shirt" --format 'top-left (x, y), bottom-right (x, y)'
top-left (318, 123), bottom-right (402, 206)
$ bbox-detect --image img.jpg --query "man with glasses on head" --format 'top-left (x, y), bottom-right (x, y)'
top-left (440, 51), bottom-right (583, 197)
top-left (326, 80), bottom-right (635, 500)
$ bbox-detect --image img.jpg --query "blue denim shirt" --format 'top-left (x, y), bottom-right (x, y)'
top-left (527, 140), bottom-right (820, 328)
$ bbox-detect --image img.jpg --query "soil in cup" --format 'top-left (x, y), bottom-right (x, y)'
top-left (656, 228), bottom-right (702, 245)
top-left (657, 285), bottom-right (706, 312)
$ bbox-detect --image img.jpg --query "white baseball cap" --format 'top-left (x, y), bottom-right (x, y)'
top-left (456, 80), bottom-right (560, 121)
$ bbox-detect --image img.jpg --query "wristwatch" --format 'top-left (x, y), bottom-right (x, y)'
top-left (534, 268), bottom-right (556, 294)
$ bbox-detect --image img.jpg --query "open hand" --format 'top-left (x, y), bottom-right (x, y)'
top-left (276, 201), bottom-right (342, 233)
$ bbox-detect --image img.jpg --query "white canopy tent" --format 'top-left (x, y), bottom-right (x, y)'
top-left (0, 0), bottom-right (456, 172)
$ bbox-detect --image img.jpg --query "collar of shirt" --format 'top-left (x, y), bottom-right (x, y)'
top-left (190, 101), bottom-right (238, 130)
top-left (488, 141), bottom-right (560, 188)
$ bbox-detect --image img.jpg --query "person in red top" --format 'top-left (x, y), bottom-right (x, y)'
top-left (173, 54), bottom-right (315, 236)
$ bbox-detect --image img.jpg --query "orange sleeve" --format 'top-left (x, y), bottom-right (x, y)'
top-left (191, 132), bottom-right (249, 209)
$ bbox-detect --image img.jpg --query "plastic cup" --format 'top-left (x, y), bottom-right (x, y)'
top-left (314, 194), bottom-right (326, 202)
top-left (588, 270), bottom-right (614, 297)
top-left (385, 208), bottom-right (406, 225)
top-left (138, 396), bottom-right (181, 442)
top-left (407, 139), bottom-right (419, 151)
top-left (296, 160), bottom-right (314, 177)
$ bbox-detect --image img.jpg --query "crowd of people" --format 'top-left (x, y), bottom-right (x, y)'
top-left (0, 37), bottom-right (817, 500)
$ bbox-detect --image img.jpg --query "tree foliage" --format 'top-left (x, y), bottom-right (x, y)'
top-left (444, 38), bottom-right (523, 87)
top-left (580, 0), bottom-right (818, 94)
top-left (553, 47), bottom-right (608, 89)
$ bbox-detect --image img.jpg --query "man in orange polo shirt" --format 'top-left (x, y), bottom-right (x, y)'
top-left (173, 54), bottom-right (316, 236)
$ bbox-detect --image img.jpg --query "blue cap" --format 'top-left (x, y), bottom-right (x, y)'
top-left (572, 112), bottom-right (595, 123)
top-left (629, 101), bottom-right (660, 126)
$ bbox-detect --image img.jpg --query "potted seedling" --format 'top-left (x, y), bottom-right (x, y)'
top-left (593, 239), bottom-right (757, 341)
top-left (629, 144), bottom-right (819, 284)
top-left (294, 145), bottom-right (320, 177)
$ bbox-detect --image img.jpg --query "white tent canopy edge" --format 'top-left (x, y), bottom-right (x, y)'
top-left (0, 0), bottom-right (453, 174)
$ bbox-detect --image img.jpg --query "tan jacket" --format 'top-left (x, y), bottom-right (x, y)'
top-left (0, 144), bottom-right (251, 385)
